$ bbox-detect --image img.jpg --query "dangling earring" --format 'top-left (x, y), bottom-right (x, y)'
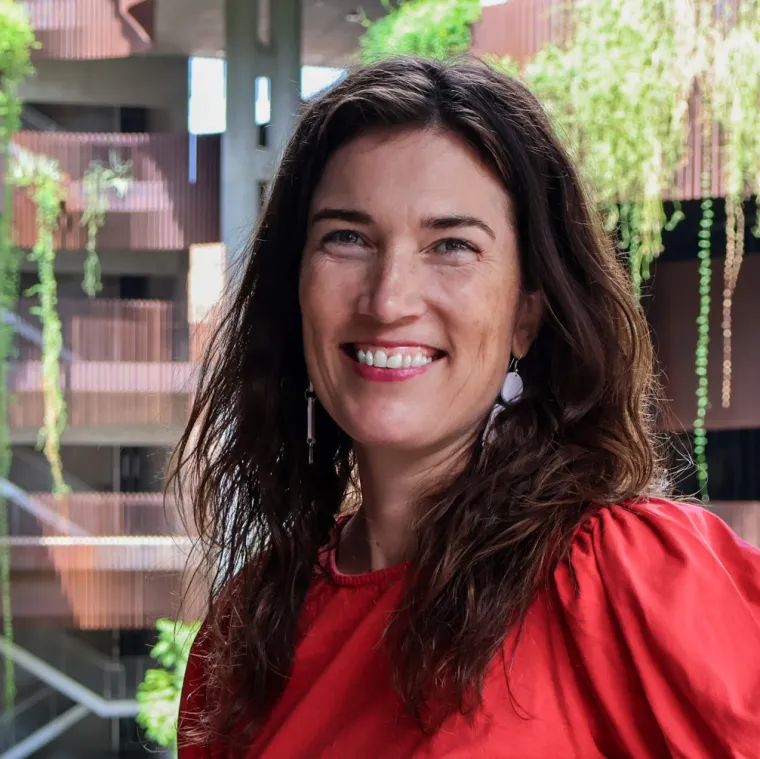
top-left (305, 381), bottom-right (316, 464)
top-left (483, 356), bottom-right (524, 444)
top-left (500, 356), bottom-right (523, 404)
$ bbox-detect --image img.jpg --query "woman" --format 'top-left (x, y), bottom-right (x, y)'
top-left (177, 58), bottom-right (760, 757)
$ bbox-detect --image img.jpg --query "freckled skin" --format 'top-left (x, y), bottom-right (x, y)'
top-left (299, 127), bottom-right (542, 455)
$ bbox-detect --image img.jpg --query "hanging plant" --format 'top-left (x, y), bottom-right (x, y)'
top-left (712, 3), bottom-right (760, 408)
top-left (481, 0), bottom-right (760, 500)
top-left (81, 151), bottom-right (132, 297)
top-left (359, 0), bottom-right (481, 62)
top-left (520, 0), bottom-right (702, 279)
top-left (0, 1), bottom-right (134, 709)
top-left (0, 0), bottom-right (37, 712)
top-left (10, 146), bottom-right (69, 495)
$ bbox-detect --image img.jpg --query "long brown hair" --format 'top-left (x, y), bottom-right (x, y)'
top-left (174, 57), bottom-right (663, 741)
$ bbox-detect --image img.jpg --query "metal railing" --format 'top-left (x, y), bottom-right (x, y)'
top-left (13, 297), bottom-right (189, 363)
top-left (7, 298), bottom-right (198, 431)
top-left (7, 491), bottom-right (181, 538)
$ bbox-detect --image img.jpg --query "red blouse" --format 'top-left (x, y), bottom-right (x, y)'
top-left (178, 499), bottom-right (760, 758)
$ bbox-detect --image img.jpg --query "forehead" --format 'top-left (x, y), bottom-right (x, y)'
top-left (311, 127), bottom-right (512, 223)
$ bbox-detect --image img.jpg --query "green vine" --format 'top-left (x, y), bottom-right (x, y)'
top-left (483, 0), bottom-right (760, 499)
top-left (359, 0), bottom-right (481, 62)
top-left (11, 147), bottom-right (69, 495)
top-left (0, 1), bottom-right (134, 709)
top-left (0, 0), bottom-right (36, 711)
top-left (520, 0), bottom-right (702, 273)
top-left (81, 151), bottom-right (132, 297)
top-left (362, 0), bottom-right (760, 496)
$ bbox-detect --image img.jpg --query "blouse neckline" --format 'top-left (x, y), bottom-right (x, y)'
top-left (324, 516), bottom-right (411, 587)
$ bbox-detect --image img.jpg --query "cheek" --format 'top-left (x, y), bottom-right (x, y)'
top-left (300, 258), bottom-right (358, 342)
top-left (446, 269), bottom-right (520, 366)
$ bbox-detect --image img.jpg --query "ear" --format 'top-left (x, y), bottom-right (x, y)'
top-left (511, 290), bottom-right (544, 359)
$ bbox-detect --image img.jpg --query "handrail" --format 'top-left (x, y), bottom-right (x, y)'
top-left (0, 687), bottom-right (54, 740)
top-left (20, 105), bottom-right (63, 133)
top-left (0, 479), bottom-right (89, 537)
top-left (0, 637), bottom-right (138, 719)
top-left (0, 705), bottom-right (89, 759)
top-left (1, 308), bottom-right (75, 364)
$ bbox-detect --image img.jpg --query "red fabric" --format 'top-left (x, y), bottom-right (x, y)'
top-left (178, 499), bottom-right (760, 758)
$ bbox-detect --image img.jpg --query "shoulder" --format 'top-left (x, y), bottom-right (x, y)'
top-left (559, 497), bottom-right (760, 591)
top-left (550, 498), bottom-right (760, 755)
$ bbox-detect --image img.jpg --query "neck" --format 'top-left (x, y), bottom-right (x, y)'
top-left (337, 436), bottom-right (474, 574)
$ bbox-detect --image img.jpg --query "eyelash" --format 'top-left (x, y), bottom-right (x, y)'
top-left (322, 229), bottom-right (364, 247)
top-left (319, 230), bottom-right (480, 257)
top-left (433, 238), bottom-right (480, 256)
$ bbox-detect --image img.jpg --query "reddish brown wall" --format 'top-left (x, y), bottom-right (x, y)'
top-left (13, 131), bottom-right (220, 251)
top-left (471, 0), bottom-right (571, 64)
top-left (25, 0), bottom-right (155, 60)
top-left (648, 255), bottom-right (760, 431)
top-left (9, 569), bottom-right (190, 628)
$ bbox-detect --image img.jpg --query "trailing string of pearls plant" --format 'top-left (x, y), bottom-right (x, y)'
top-left (363, 0), bottom-right (760, 500)
top-left (0, 0), bottom-right (132, 708)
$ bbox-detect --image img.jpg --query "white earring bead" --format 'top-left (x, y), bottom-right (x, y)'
top-left (500, 358), bottom-right (523, 404)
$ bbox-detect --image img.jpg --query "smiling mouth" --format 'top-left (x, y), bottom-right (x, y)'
top-left (342, 343), bottom-right (445, 369)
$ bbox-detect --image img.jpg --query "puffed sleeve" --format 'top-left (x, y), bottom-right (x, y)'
top-left (553, 498), bottom-right (760, 758)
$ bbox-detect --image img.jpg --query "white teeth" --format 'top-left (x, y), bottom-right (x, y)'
top-left (354, 346), bottom-right (436, 369)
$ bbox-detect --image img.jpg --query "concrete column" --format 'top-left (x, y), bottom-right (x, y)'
top-left (222, 0), bottom-right (302, 272)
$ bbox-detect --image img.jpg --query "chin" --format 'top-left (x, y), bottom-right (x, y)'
top-left (343, 420), bottom-right (433, 452)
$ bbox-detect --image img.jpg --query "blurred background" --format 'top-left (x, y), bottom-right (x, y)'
top-left (0, 0), bottom-right (757, 756)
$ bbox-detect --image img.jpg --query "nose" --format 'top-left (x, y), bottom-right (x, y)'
top-left (357, 243), bottom-right (426, 324)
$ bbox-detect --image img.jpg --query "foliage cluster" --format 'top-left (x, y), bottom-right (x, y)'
top-left (359, 0), bottom-right (480, 62)
top-left (0, 0), bottom-right (37, 710)
top-left (136, 619), bottom-right (201, 754)
top-left (0, 0), bottom-right (133, 709)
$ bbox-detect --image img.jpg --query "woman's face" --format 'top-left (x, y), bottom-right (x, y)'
top-left (300, 127), bottom-right (542, 455)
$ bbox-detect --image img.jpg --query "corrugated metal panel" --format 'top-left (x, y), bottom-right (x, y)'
top-left (15, 297), bottom-right (187, 362)
top-left (12, 131), bottom-right (221, 251)
top-left (9, 560), bottom-right (196, 628)
top-left (471, 0), bottom-right (753, 201)
top-left (23, 0), bottom-right (155, 60)
top-left (7, 490), bottom-right (201, 628)
top-left (471, 0), bottom-right (572, 64)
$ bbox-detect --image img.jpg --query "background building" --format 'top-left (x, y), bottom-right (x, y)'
top-left (2, 0), bottom-right (758, 756)
top-left (1, 1), bottom-right (382, 755)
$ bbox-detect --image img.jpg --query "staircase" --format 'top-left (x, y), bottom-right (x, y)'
top-left (0, 629), bottom-right (150, 759)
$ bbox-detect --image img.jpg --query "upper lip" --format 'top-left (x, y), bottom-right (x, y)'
top-left (344, 339), bottom-right (443, 351)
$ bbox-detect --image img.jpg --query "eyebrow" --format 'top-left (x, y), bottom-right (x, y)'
top-left (421, 214), bottom-right (496, 241)
top-left (309, 208), bottom-right (373, 227)
top-left (310, 208), bottom-right (496, 240)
